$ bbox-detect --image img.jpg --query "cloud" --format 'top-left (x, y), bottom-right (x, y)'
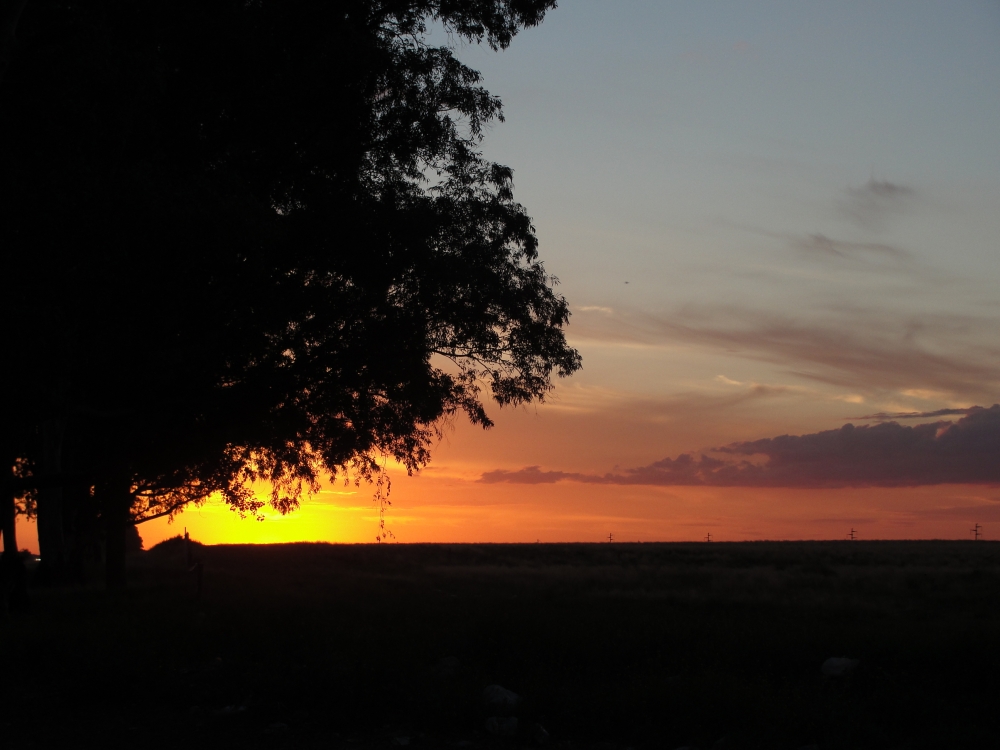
top-left (906, 502), bottom-right (1000, 523)
top-left (540, 380), bottom-right (791, 418)
top-left (480, 405), bottom-right (1000, 488)
top-left (838, 178), bottom-right (917, 232)
top-left (717, 223), bottom-right (916, 272)
top-left (718, 404), bottom-right (1000, 487)
top-left (794, 233), bottom-right (910, 263)
top-left (571, 305), bottom-right (1000, 402)
top-left (715, 375), bottom-right (743, 386)
top-left (848, 408), bottom-right (976, 421)
top-left (479, 465), bottom-right (584, 484)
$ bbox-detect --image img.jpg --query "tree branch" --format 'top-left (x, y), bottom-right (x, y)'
top-left (0, 0), bottom-right (29, 85)
top-left (132, 498), bottom-right (197, 526)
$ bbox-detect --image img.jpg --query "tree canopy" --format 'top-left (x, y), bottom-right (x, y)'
top-left (0, 0), bottom-right (577, 578)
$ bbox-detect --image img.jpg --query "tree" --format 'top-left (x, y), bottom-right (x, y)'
top-left (1, 1), bottom-right (578, 586)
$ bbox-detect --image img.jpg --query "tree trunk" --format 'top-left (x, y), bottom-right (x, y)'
top-left (1, 476), bottom-right (16, 554)
top-left (63, 481), bottom-right (99, 583)
top-left (98, 477), bottom-right (131, 590)
top-left (35, 419), bottom-right (66, 583)
top-left (0, 0), bottom-right (30, 84)
top-left (1, 471), bottom-right (29, 612)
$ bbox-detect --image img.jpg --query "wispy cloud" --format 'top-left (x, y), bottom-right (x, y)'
top-left (543, 380), bottom-right (797, 422)
top-left (794, 233), bottom-right (910, 263)
top-left (838, 178), bottom-right (917, 232)
top-left (480, 405), bottom-right (1000, 488)
top-left (714, 375), bottom-right (744, 386)
top-left (716, 223), bottom-right (917, 273)
top-left (571, 304), bottom-right (1000, 402)
top-left (904, 502), bottom-right (1000, 523)
top-left (848, 408), bottom-right (976, 421)
top-left (480, 465), bottom-right (583, 485)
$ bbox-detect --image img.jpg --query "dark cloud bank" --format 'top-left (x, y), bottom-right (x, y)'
top-left (480, 405), bottom-right (1000, 489)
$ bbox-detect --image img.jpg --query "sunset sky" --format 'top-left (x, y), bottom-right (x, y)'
top-left (22, 1), bottom-right (1000, 550)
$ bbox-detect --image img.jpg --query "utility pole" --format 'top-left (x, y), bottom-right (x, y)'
top-left (849, 528), bottom-right (856, 540)
top-left (972, 523), bottom-right (982, 541)
top-left (607, 532), bottom-right (614, 543)
top-left (705, 532), bottom-right (712, 542)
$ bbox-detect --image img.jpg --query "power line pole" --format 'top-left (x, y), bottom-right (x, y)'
top-left (972, 523), bottom-right (982, 541)
top-left (607, 532), bottom-right (613, 543)
top-left (705, 532), bottom-right (712, 542)
top-left (848, 528), bottom-right (856, 541)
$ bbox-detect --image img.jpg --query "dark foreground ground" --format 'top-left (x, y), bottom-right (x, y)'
top-left (3, 540), bottom-right (1000, 749)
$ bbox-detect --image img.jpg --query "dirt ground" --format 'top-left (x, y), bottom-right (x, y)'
top-left (4, 540), bottom-right (1000, 749)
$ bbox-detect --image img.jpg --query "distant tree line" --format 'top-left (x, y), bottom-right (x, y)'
top-left (0, 0), bottom-right (577, 590)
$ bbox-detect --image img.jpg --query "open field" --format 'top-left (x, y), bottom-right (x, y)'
top-left (4, 540), bottom-right (1000, 749)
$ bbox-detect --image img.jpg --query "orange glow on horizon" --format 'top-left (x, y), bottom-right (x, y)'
top-left (15, 476), bottom-right (997, 555)
top-left (12, 403), bottom-right (999, 555)
top-left (141, 477), bottom-right (1000, 547)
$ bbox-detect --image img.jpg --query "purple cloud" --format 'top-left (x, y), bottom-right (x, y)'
top-left (479, 466), bottom-right (585, 484)
top-left (847, 408), bottom-right (976, 421)
top-left (479, 405), bottom-right (1000, 488)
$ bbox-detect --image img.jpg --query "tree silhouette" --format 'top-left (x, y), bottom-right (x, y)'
top-left (1, 1), bottom-right (577, 586)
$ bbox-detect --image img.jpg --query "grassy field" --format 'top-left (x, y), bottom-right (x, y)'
top-left (3, 540), bottom-right (1000, 749)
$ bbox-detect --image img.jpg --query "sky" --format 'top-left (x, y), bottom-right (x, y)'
top-left (22, 1), bottom-right (1000, 549)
